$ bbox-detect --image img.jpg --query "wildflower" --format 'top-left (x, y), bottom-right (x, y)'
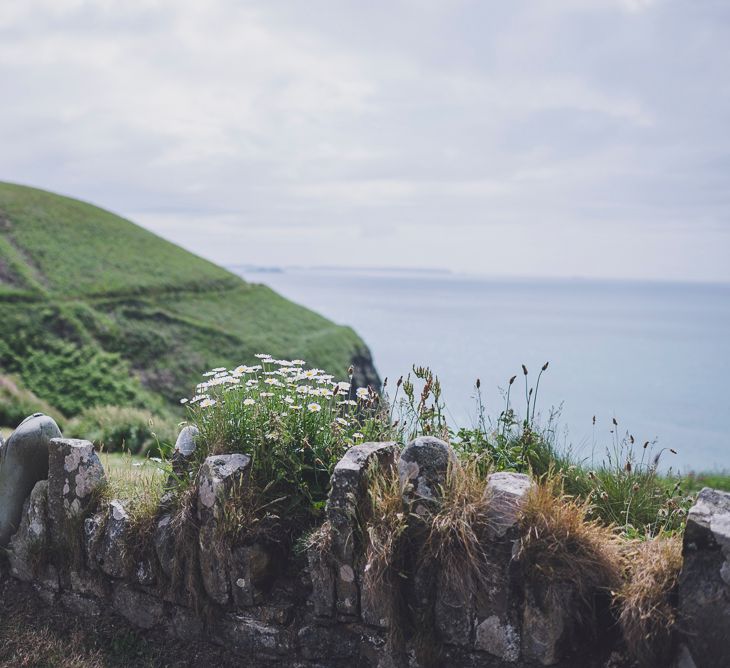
top-left (339, 399), bottom-right (357, 406)
top-left (190, 395), bottom-right (208, 403)
top-left (255, 353), bottom-right (272, 359)
top-left (302, 369), bottom-right (318, 379)
top-left (352, 432), bottom-right (364, 440)
top-left (307, 403), bottom-right (322, 413)
top-left (243, 398), bottom-right (255, 406)
top-left (246, 379), bottom-right (258, 387)
top-left (296, 385), bottom-right (309, 394)
top-left (276, 359), bottom-right (294, 366)
top-left (284, 396), bottom-right (295, 404)
top-left (200, 398), bottom-right (217, 408)
top-left (264, 378), bottom-right (282, 387)
top-left (213, 367), bottom-right (226, 372)
top-left (336, 417), bottom-right (348, 426)
top-left (292, 359), bottom-right (306, 366)
top-left (265, 432), bottom-right (277, 440)
top-left (261, 392), bottom-right (274, 398)
top-left (290, 404), bottom-right (302, 410)
top-left (356, 387), bottom-right (369, 400)
top-left (180, 398), bottom-right (189, 404)
top-left (336, 381), bottom-right (351, 392)
top-left (202, 371), bottom-right (216, 377)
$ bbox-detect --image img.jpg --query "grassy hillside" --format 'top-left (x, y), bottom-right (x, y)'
top-left (0, 182), bottom-right (378, 425)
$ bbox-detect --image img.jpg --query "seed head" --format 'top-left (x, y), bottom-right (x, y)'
top-left (509, 375), bottom-right (517, 385)
top-left (522, 364), bottom-right (528, 376)
top-left (542, 361), bottom-right (549, 371)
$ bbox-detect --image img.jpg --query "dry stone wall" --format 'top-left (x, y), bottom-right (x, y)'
top-left (0, 414), bottom-right (727, 667)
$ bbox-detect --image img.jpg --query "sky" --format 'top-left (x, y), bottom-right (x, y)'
top-left (1, 0), bottom-right (729, 282)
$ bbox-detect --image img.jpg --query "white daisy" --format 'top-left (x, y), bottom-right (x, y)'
top-left (243, 398), bottom-right (255, 406)
top-left (307, 403), bottom-right (322, 413)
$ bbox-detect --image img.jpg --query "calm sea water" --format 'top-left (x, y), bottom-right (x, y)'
top-left (234, 268), bottom-right (730, 472)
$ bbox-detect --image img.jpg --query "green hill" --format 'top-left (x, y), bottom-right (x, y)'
top-left (0, 182), bottom-right (379, 423)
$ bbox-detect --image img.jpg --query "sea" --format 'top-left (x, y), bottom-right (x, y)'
top-left (232, 267), bottom-right (730, 472)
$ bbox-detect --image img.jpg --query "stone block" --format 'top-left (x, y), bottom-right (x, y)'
top-left (113, 582), bottom-right (165, 629)
top-left (0, 414), bottom-right (61, 546)
top-left (96, 500), bottom-right (130, 578)
top-left (325, 441), bottom-right (399, 618)
top-left (197, 453), bottom-right (251, 605)
top-left (7, 480), bottom-right (48, 582)
top-left (47, 438), bottom-right (105, 549)
top-left (678, 487), bottom-right (730, 668)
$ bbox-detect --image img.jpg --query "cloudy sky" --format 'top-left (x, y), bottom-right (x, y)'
top-left (1, 0), bottom-right (728, 281)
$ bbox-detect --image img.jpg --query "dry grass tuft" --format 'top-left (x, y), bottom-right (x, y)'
top-left (421, 458), bottom-right (491, 596)
top-left (617, 535), bottom-right (683, 667)
top-left (517, 476), bottom-right (624, 630)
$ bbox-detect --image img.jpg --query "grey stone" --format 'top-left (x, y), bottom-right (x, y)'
top-left (325, 441), bottom-right (399, 618)
top-left (521, 587), bottom-right (568, 666)
top-left (69, 568), bottom-right (109, 598)
top-left (230, 543), bottom-right (273, 607)
top-left (83, 513), bottom-right (105, 567)
top-left (297, 625), bottom-right (357, 661)
top-left (47, 438), bottom-right (106, 550)
top-left (675, 643), bottom-right (698, 668)
top-left (484, 472), bottom-right (533, 538)
top-left (96, 500), bottom-right (130, 578)
top-left (475, 615), bottom-right (520, 663)
top-left (213, 613), bottom-right (291, 657)
top-left (154, 514), bottom-right (176, 578)
top-left (168, 605), bottom-right (204, 641)
top-left (678, 487), bottom-right (730, 668)
top-left (434, 569), bottom-right (473, 646)
top-left (0, 414), bottom-right (61, 546)
top-left (61, 591), bottom-right (101, 617)
top-left (197, 453), bottom-right (252, 605)
top-left (113, 582), bottom-right (165, 629)
top-left (174, 425), bottom-right (199, 457)
top-left (7, 480), bottom-right (48, 582)
top-left (307, 541), bottom-right (336, 618)
top-left (399, 436), bottom-right (456, 512)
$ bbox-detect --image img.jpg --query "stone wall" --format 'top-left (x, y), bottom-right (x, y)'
top-left (0, 414), bottom-right (727, 667)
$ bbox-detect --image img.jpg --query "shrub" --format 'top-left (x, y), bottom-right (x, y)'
top-left (67, 405), bottom-right (177, 455)
top-left (0, 374), bottom-right (64, 429)
top-left (617, 535), bottom-right (683, 667)
top-left (186, 354), bottom-right (392, 516)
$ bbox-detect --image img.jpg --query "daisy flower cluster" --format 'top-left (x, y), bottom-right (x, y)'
top-left (181, 355), bottom-right (385, 509)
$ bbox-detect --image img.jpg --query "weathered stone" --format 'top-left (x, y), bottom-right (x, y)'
top-left (175, 425), bottom-right (199, 457)
top-left (170, 425), bottom-right (199, 481)
top-left (96, 500), bottom-right (130, 578)
top-left (0, 414), bottom-right (61, 546)
top-left (61, 591), bottom-right (102, 617)
top-left (484, 471), bottom-right (533, 539)
top-left (521, 587), bottom-right (569, 666)
top-left (307, 545), bottom-right (336, 618)
top-left (113, 582), bottom-right (165, 629)
top-left (154, 514), bottom-right (176, 578)
top-left (230, 543), bottom-right (273, 607)
top-left (197, 453), bottom-right (252, 605)
top-left (325, 441), bottom-right (399, 618)
top-left (297, 624), bottom-right (357, 661)
top-left (69, 568), bottom-right (109, 599)
top-left (678, 487), bottom-right (730, 668)
top-left (83, 513), bottom-right (105, 567)
top-left (7, 480), bottom-right (48, 582)
top-left (135, 557), bottom-right (156, 586)
top-left (47, 438), bottom-right (106, 549)
top-left (212, 613), bottom-right (291, 657)
top-left (399, 436), bottom-right (456, 514)
top-left (468, 472), bottom-right (534, 661)
top-left (168, 605), bottom-right (204, 641)
top-left (475, 615), bottom-right (520, 663)
top-left (434, 569), bottom-right (473, 646)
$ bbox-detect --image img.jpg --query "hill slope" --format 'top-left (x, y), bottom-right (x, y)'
top-left (0, 182), bottom-right (379, 420)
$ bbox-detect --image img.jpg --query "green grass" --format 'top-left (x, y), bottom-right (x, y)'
top-left (0, 182), bottom-right (377, 424)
